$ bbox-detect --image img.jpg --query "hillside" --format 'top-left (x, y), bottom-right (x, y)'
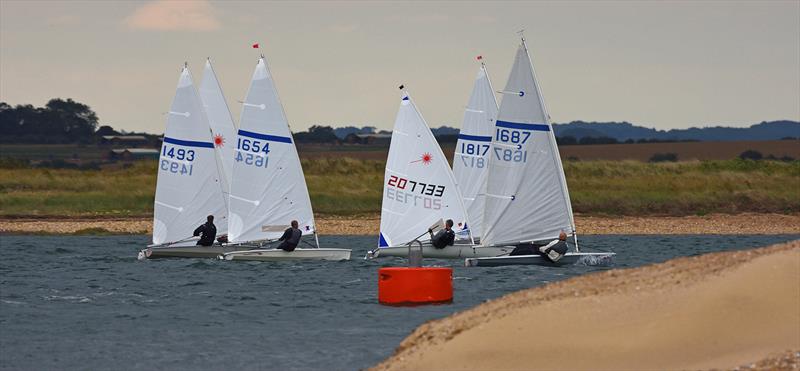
top-left (552, 120), bottom-right (799, 141)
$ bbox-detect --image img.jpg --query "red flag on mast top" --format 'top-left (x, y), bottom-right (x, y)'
top-left (477, 55), bottom-right (483, 60)
top-left (252, 43), bottom-right (259, 49)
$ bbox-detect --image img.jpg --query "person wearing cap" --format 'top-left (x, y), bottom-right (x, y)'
top-left (428, 219), bottom-right (456, 249)
top-left (277, 220), bottom-right (302, 252)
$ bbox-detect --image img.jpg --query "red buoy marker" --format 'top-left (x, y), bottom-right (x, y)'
top-left (378, 267), bottom-right (453, 306)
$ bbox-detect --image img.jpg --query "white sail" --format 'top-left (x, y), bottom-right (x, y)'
top-left (481, 39), bottom-right (576, 246)
top-left (452, 63), bottom-right (498, 239)
top-left (227, 57), bottom-right (315, 243)
top-left (199, 58), bottom-right (237, 196)
top-left (378, 92), bottom-right (472, 248)
top-left (153, 66), bottom-right (228, 245)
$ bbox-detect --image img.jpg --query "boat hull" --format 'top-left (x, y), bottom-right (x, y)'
top-left (139, 245), bottom-right (254, 259)
top-left (220, 248), bottom-right (351, 261)
top-left (368, 245), bottom-right (513, 259)
top-left (465, 252), bottom-right (616, 267)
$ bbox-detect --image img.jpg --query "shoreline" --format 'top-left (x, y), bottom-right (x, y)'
top-left (372, 240), bottom-right (800, 370)
top-left (1, 213), bottom-right (799, 235)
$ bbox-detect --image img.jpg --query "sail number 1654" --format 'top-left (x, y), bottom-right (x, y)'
top-left (235, 138), bottom-right (270, 169)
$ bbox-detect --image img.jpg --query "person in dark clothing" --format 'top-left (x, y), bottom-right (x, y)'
top-left (509, 242), bottom-right (545, 256)
top-left (277, 220), bottom-right (302, 252)
top-left (509, 231), bottom-right (569, 262)
top-left (428, 219), bottom-right (456, 249)
top-left (538, 231), bottom-right (569, 262)
top-left (193, 215), bottom-right (217, 246)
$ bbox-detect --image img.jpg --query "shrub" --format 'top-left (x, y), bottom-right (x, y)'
top-left (649, 153), bottom-right (678, 163)
top-left (579, 136), bottom-right (618, 145)
top-left (0, 157), bottom-right (30, 169)
top-left (739, 150), bottom-right (763, 161)
top-left (556, 136), bottom-right (577, 146)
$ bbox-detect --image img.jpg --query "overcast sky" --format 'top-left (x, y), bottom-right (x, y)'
top-left (1, 0), bottom-right (798, 134)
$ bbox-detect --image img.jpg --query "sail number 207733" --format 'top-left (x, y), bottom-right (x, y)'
top-left (494, 128), bottom-right (530, 163)
top-left (160, 145), bottom-right (195, 176)
top-left (386, 175), bottom-right (445, 210)
top-left (235, 138), bottom-right (270, 169)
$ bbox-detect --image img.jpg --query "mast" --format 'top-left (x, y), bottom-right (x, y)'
top-left (379, 91), bottom-right (474, 247)
top-left (520, 35), bottom-right (578, 249)
top-left (480, 34), bottom-right (576, 247)
top-left (227, 54), bottom-right (316, 244)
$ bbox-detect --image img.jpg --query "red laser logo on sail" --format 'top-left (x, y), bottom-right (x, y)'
top-left (213, 134), bottom-right (225, 147)
top-left (410, 152), bottom-right (433, 165)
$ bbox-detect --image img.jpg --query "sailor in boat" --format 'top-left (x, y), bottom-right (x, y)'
top-left (192, 215), bottom-right (217, 247)
top-left (428, 219), bottom-right (456, 249)
top-left (509, 231), bottom-right (568, 262)
top-left (276, 220), bottom-right (302, 252)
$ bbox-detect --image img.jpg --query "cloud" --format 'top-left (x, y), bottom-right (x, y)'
top-left (123, 0), bottom-right (221, 31)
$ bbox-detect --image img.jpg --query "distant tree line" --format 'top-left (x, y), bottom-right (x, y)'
top-left (4, 98), bottom-right (795, 146)
top-left (0, 99), bottom-right (100, 144)
top-left (293, 125), bottom-right (340, 143)
top-left (739, 150), bottom-right (794, 162)
top-left (556, 136), bottom-right (700, 146)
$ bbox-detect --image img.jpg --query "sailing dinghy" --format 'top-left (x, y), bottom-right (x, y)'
top-left (219, 56), bottom-right (350, 262)
top-left (139, 64), bottom-right (247, 259)
top-left (365, 92), bottom-right (513, 259)
top-left (464, 37), bottom-right (615, 267)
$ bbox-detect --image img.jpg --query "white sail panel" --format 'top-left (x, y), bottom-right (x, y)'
top-left (378, 93), bottom-right (472, 248)
top-left (452, 64), bottom-right (498, 239)
top-left (153, 67), bottom-right (228, 245)
top-left (199, 59), bottom-right (236, 197)
top-left (228, 58), bottom-right (315, 243)
top-left (481, 40), bottom-right (576, 246)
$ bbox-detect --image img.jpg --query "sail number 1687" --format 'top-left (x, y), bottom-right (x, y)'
top-left (495, 128), bottom-right (530, 163)
top-left (496, 128), bottom-right (530, 144)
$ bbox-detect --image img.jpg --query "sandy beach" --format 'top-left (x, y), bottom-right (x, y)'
top-left (372, 240), bottom-right (800, 371)
top-left (1, 213), bottom-right (798, 235)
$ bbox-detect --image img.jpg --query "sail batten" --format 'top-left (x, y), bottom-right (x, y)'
top-left (481, 40), bottom-right (576, 246)
top-left (153, 67), bottom-right (228, 245)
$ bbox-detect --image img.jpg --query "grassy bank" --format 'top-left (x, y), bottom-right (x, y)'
top-left (566, 160), bottom-right (800, 214)
top-left (0, 159), bottom-right (797, 217)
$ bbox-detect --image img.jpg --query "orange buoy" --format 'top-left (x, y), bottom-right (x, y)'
top-left (378, 267), bottom-right (453, 306)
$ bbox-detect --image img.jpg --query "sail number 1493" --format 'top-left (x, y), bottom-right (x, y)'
top-left (160, 145), bottom-right (195, 176)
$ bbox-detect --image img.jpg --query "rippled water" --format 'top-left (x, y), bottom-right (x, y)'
top-left (1, 234), bottom-right (797, 370)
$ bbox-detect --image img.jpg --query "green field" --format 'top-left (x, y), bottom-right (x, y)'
top-left (0, 159), bottom-right (798, 217)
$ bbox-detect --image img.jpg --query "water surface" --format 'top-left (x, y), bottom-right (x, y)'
top-left (1, 234), bottom-right (796, 370)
